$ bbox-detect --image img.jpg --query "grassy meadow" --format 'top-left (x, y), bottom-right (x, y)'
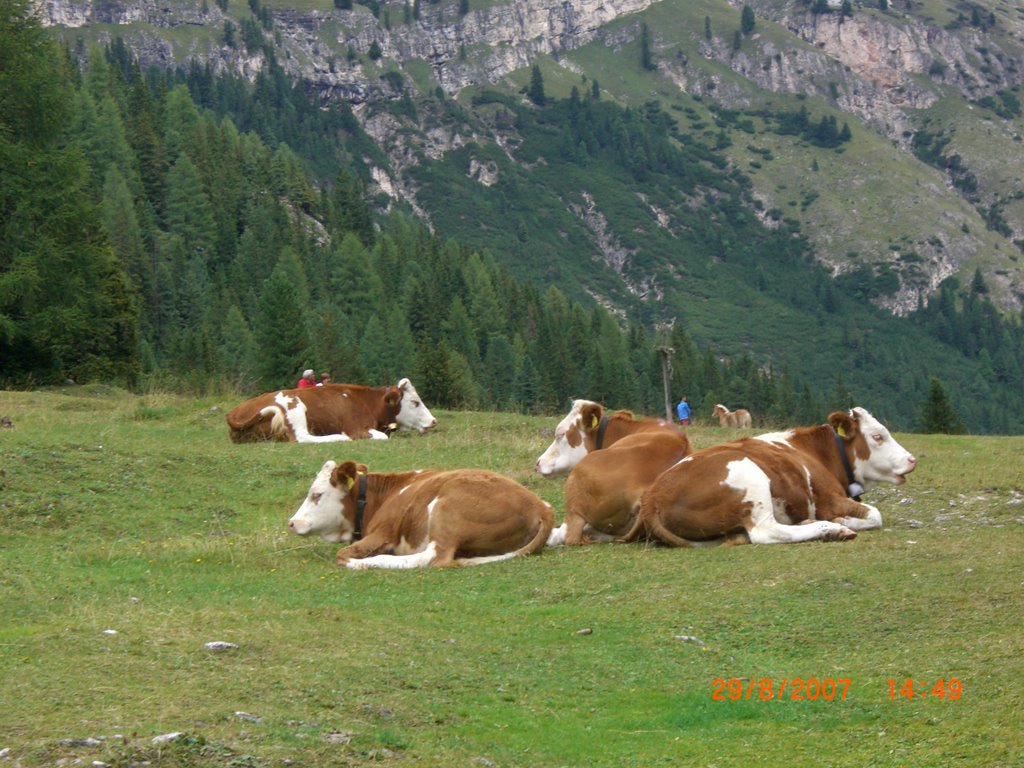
top-left (1, 386), bottom-right (1022, 767)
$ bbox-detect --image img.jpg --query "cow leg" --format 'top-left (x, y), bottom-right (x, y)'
top-left (563, 513), bottom-right (588, 546)
top-left (747, 517), bottom-right (856, 544)
top-left (335, 533), bottom-right (391, 566)
top-left (367, 429), bottom-right (389, 440)
top-left (749, 490), bottom-right (856, 543)
top-left (834, 503), bottom-right (883, 531)
top-left (346, 541), bottom-right (441, 570)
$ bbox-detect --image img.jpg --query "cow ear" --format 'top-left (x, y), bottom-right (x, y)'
top-left (384, 386), bottom-right (401, 407)
top-left (331, 461), bottom-right (359, 491)
top-left (828, 411), bottom-right (856, 439)
top-left (581, 402), bottom-right (604, 433)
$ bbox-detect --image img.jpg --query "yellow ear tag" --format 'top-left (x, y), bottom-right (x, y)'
top-left (345, 476), bottom-right (355, 490)
top-left (591, 415), bottom-right (599, 429)
top-left (836, 425), bottom-right (846, 438)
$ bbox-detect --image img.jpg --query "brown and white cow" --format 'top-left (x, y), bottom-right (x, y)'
top-left (535, 399), bottom-right (682, 476)
top-left (548, 430), bottom-right (693, 546)
top-left (622, 407), bottom-right (916, 547)
top-left (288, 461), bottom-right (554, 569)
top-left (713, 404), bottom-right (752, 429)
top-left (226, 378), bottom-right (437, 443)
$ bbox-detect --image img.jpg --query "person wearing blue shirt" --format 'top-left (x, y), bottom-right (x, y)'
top-left (676, 396), bottom-right (691, 426)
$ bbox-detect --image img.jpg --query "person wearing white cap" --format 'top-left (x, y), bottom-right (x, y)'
top-left (297, 369), bottom-right (316, 389)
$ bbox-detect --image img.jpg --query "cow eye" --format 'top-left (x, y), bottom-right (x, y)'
top-left (872, 434), bottom-right (884, 444)
top-left (412, 400), bottom-right (420, 407)
top-left (311, 492), bottom-right (322, 503)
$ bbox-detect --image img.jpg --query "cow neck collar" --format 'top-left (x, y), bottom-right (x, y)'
top-left (384, 399), bottom-right (399, 436)
top-left (595, 415), bottom-right (610, 450)
top-left (832, 427), bottom-right (864, 501)
top-left (353, 473), bottom-right (368, 541)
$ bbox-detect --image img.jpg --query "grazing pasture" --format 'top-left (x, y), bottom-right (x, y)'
top-left (0, 387), bottom-right (1022, 767)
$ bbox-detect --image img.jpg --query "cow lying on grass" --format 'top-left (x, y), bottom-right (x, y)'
top-left (549, 430), bottom-right (692, 546)
top-left (621, 408), bottom-right (916, 547)
top-left (289, 461), bottom-right (554, 569)
top-left (226, 378), bottom-right (436, 443)
top-left (535, 399), bottom-right (682, 476)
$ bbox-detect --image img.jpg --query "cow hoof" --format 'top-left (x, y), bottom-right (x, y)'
top-left (834, 525), bottom-right (857, 541)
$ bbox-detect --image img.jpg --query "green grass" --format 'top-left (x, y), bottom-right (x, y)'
top-left (1, 387), bottom-right (1022, 766)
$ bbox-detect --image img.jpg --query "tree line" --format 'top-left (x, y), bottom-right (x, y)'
top-left (3, 0), bottom-right (1021, 432)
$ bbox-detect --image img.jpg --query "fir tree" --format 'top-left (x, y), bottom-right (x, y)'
top-left (741, 4), bottom-right (755, 35)
top-left (918, 377), bottom-right (966, 434)
top-left (528, 64), bottom-right (545, 106)
top-left (253, 265), bottom-right (312, 388)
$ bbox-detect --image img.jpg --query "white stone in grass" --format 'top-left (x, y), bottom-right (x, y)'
top-left (203, 641), bottom-right (239, 650)
top-left (674, 635), bottom-right (706, 647)
top-left (234, 712), bottom-right (261, 723)
top-left (102, 629), bottom-right (118, 635)
top-left (151, 732), bottom-right (184, 745)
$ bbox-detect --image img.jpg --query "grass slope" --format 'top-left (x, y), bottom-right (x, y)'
top-left (1, 387), bottom-right (1022, 767)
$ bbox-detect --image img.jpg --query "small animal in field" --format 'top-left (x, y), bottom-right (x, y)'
top-left (713, 403), bottom-right (752, 428)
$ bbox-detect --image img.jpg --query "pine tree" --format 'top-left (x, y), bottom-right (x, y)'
top-left (528, 65), bottom-right (546, 106)
top-left (918, 377), bottom-right (966, 434)
top-left (641, 23), bottom-right (656, 71)
top-left (741, 4), bottom-right (755, 35)
top-left (253, 265), bottom-right (312, 388)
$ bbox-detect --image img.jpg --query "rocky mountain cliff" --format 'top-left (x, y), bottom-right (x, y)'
top-left (40, 0), bottom-right (1024, 314)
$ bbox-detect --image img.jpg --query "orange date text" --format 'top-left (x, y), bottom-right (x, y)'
top-left (711, 677), bottom-right (851, 701)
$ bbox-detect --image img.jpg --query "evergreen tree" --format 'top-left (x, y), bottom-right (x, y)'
top-left (641, 23), bottom-right (656, 71)
top-left (253, 264), bottom-right (312, 388)
top-left (528, 65), bottom-right (546, 106)
top-left (741, 4), bottom-right (755, 35)
top-left (0, 1), bottom-right (139, 385)
top-left (704, 15), bottom-right (711, 40)
top-left (918, 377), bottom-right (966, 434)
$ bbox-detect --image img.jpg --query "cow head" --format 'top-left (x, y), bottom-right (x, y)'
top-left (829, 407), bottom-right (917, 491)
top-left (392, 378), bottom-right (438, 433)
top-left (535, 400), bottom-right (605, 476)
top-left (288, 460), bottom-right (365, 541)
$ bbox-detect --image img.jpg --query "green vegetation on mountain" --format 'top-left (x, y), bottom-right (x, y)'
top-left (5, 0), bottom-right (1024, 432)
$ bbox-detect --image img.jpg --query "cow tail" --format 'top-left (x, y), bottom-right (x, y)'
top-left (616, 510), bottom-right (646, 543)
top-left (644, 509), bottom-right (697, 548)
top-left (517, 512), bottom-right (555, 557)
top-left (268, 407), bottom-right (287, 438)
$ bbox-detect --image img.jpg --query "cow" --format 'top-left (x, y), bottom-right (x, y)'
top-left (288, 460), bottom-right (554, 569)
top-left (713, 404), bottom-right (752, 429)
top-left (535, 399), bottom-right (682, 476)
top-left (225, 378), bottom-right (437, 443)
top-left (621, 407), bottom-right (916, 547)
top-left (548, 430), bottom-right (693, 546)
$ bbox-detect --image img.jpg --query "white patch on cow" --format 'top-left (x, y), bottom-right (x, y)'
top-left (457, 551), bottom-right (519, 566)
top-left (848, 408), bottom-right (917, 491)
top-left (288, 461), bottom-right (351, 541)
top-left (724, 458), bottom-right (853, 545)
top-left (393, 378), bottom-right (438, 434)
top-left (275, 392), bottom-right (352, 443)
top-left (754, 430), bottom-right (794, 447)
top-left (546, 523), bottom-right (567, 547)
top-left (368, 429), bottom-right (389, 440)
top-left (347, 541), bottom-right (439, 570)
top-left (536, 400), bottom-right (594, 476)
top-left (836, 504), bottom-right (883, 531)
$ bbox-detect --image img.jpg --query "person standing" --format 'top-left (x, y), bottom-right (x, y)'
top-left (297, 369), bottom-right (317, 388)
top-left (317, 372), bottom-right (331, 387)
top-left (676, 395), bottom-right (691, 426)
